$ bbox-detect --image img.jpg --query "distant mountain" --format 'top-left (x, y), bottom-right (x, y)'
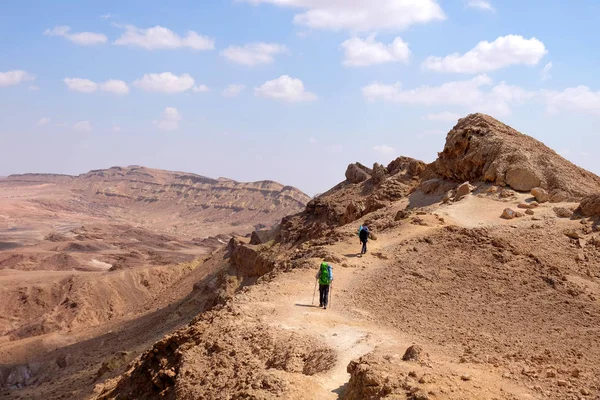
top-left (3, 165), bottom-right (310, 238)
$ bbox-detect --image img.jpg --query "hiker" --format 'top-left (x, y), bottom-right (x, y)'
top-left (359, 224), bottom-right (370, 255)
top-left (316, 262), bottom-right (333, 309)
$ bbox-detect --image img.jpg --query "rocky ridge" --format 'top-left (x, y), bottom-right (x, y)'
top-left (4, 114), bottom-right (600, 400)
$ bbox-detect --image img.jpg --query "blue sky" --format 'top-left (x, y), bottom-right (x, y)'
top-left (1, 0), bottom-right (600, 195)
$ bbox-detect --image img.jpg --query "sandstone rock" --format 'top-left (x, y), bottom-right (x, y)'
top-left (249, 231), bottom-right (262, 245)
top-left (345, 163), bottom-right (371, 184)
top-left (531, 187), bottom-right (549, 203)
top-left (549, 189), bottom-right (570, 203)
top-left (454, 182), bottom-right (474, 200)
top-left (557, 379), bottom-right (568, 387)
top-left (576, 252), bottom-right (586, 262)
top-left (565, 230), bottom-right (583, 239)
top-left (371, 163), bottom-right (387, 184)
top-left (460, 374), bottom-right (472, 381)
top-left (395, 210), bottom-right (410, 221)
top-left (402, 345), bottom-right (423, 361)
top-left (442, 190), bottom-right (454, 203)
top-left (500, 189), bottom-right (515, 198)
top-left (554, 207), bottom-right (573, 218)
top-left (526, 209), bottom-right (534, 215)
top-left (501, 208), bottom-right (516, 220)
top-left (425, 113), bottom-right (600, 197)
top-left (506, 168), bottom-right (541, 192)
top-left (577, 194), bottom-right (600, 217)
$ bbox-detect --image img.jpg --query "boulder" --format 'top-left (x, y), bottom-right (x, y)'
top-left (501, 208), bottom-right (516, 219)
top-left (402, 345), bottom-right (423, 361)
top-left (549, 189), bottom-right (569, 203)
top-left (249, 231), bottom-right (262, 245)
top-left (505, 167), bottom-right (542, 192)
top-left (531, 187), bottom-right (549, 203)
top-left (394, 210), bottom-right (410, 221)
top-left (577, 194), bottom-right (600, 217)
top-left (526, 209), bottom-right (534, 215)
top-left (345, 163), bottom-right (371, 184)
top-left (554, 207), bottom-right (573, 219)
top-left (454, 182), bottom-right (474, 200)
top-left (371, 163), bottom-right (387, 184)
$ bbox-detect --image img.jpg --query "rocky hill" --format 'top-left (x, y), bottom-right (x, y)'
top-left (3, 166), bottom-right (310, 238)
top-left (425, 113), bottom-right (600, 200)
top-left (3, 115), bottom-right (600, 400)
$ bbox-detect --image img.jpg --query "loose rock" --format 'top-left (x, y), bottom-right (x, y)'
top-left (402, 345), bottom-right (423, 361)
top-left (501, 208), bottom-right (516, 219)
top-left (531, 187), bottom-right (549, 203)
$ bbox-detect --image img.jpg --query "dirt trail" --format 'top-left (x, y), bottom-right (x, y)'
top-left (233, 214), bottom-right (539, 399)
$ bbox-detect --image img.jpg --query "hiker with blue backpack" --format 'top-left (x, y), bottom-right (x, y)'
top-left (315, 262), bottom-right (333, 309)
top-left (358, 224), bottom-right (370, 255)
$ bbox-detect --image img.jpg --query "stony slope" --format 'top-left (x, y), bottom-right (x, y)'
top-left (3, 115), bottom-right (600, 400)
top-left (426, 113), bottom-right (600, 200)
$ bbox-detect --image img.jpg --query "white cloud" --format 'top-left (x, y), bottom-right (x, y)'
top-left (133, 72), bottom-right (195, 94)
top-left (44, 25), bottom-right (107, 46)
top-left (74, 121), bottom-right (92, 132)
top-left (362, 74), bottom-right (534, 116)
top-left (64, 78), bottom-right (98, 93)
top-left (0, 70), bottom-right (35, 87)
top-left (154, 107), bottom-right (182, 131)
top-left (541, 62), bottom-right (553, 81)
top-left (255, 75), bottom-right (316, 103)
top-left (100, 80), bottom-right (130, 95)
top-left (221, 42), bottom-right (288, 66)
top-left (341, 34), bottom-right (411, 67)
top-left (467, 0), bottom-right (495, 12)
top-left (100, 14), bottom-right (113, 20)
top-left (193, 84), bottom-right (210, 93)
top-left (222, 84), bottom-right (246, 98)
top-left (373, 145), bottom-right (396, 156)
top-left (423, 35), bottom-right (547, 74)
top-left (424, 111), bottom-right (461, 122)
top-left (242, 0), bottom-right (446, 31)
top-left (112, 125), bottom-right (122, 132)
top-left (37, 117), bottom-right (51, 126)
top-left (543, 86), bottom-right (600, 115)
top-left (63, 78), bottom-right (129, 95)
top-left (114, 25), bottom-right (214, 50)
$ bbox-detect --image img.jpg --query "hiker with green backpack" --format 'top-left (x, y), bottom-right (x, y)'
top-left (316, 262), bottom-right (333, 309)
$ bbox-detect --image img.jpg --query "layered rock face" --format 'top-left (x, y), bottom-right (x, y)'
top-left (428, 113), bottom-right (600, 199)
top-left (4, 166), bottom-right (311, 237)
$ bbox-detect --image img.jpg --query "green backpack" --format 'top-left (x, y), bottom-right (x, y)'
top-left (319, 262), bottom-right (331, 285)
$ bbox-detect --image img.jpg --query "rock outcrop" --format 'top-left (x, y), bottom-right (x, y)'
top-left (345, 163), bottom-right (372, 184)
top-left (577, 194), bottom-right (600, 217)
top-left (280, 156), bottom-right (424, 244)
top-left (427, 113), bottom-right (600, 197)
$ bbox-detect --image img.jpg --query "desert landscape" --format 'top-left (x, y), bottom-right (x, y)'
top-left (1, 114), bottom-right (599, 399)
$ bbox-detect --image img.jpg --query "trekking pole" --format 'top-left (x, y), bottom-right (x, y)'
top-left (329, 283), bottom-right (333, 309)
top-left (312, 279), bottom-right (318, 305)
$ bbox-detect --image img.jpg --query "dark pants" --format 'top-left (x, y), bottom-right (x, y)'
top-left (361, 240), bottom-right (367, 254)
top-left (319, 284), bottom-right (330, 307)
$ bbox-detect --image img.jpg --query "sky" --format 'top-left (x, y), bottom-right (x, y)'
top-left (1, 0), bottom-right (600, 196)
